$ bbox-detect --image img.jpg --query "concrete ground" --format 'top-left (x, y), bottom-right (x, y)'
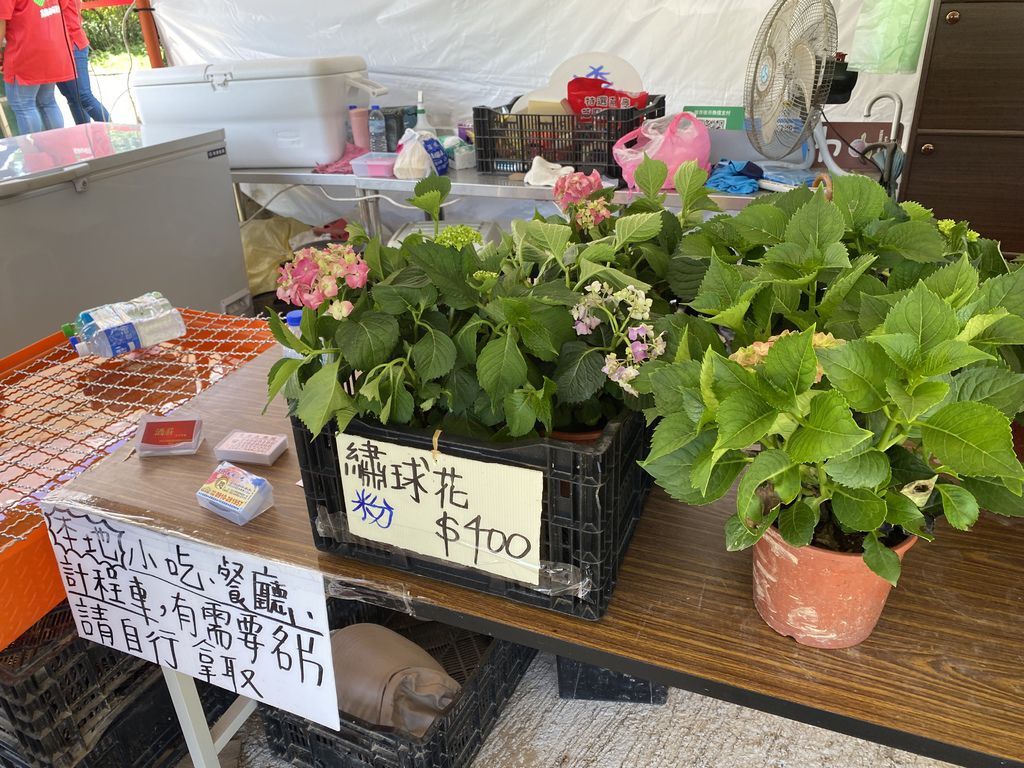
top-left (205, 653), bottom-right (955, 768)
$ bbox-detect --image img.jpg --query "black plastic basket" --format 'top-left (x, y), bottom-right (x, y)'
top-left (292, 410), bottom-right (649, 620)
top-left (0, 672), bottom-right (234, 768)
top-left (261, 598), bottom-right (536, 768)
top-left (0, 603), bottom-right (152, 767)
top-left (472, 95), bottom-right (665, 181)
top-left (556, 656), bottom-right (668, 705)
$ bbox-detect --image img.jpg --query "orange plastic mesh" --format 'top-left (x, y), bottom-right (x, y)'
top-left (0, 310), bottom-right (274, 554)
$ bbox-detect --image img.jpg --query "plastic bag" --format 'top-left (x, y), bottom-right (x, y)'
top-left (849, 0), bottom-right (931, 74)
top-left (566, 76), bottom-right (649, 121)
top-left (240, 215), bottom-right (311, 296)
top-left (394, 128), bottom-right (434, 180)
top-left (613, 112), bottom-right (711, 191)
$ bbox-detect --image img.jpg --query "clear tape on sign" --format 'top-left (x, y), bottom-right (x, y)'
top-left (323, 575), bottom-right (415, 615)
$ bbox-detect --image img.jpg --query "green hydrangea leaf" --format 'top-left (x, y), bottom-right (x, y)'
top-left (920, 402), bottom-right (1024, 479)
top-left (863, 531), bottom-right (902, 586)
top-left (786, 391), bottom-right (873, 463)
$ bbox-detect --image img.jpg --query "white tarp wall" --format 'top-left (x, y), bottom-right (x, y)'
top-left (152, 0), bottom-right (930, 231)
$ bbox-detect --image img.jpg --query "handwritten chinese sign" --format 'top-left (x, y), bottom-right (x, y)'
top-left (339, 437), bottom-right (544, 585)
top-left (42, 502), bottom-right (339, 730)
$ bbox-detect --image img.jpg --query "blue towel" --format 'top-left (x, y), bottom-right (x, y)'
top-left (706, 160), bottom-right (762, 194)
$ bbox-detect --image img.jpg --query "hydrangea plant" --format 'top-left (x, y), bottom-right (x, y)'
top-left (267, 174), bottom-right (718, 440)
top-left (640, 266), bottom-right (1024, 584)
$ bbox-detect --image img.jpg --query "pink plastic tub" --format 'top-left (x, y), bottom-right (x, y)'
top-left (351, 152), bottom-right (398, 178)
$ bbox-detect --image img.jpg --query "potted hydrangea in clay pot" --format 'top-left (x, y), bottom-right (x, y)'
top-left (640, 278), bottom-right (1024, 647)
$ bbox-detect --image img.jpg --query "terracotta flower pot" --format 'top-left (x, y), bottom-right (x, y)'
top-left (549, 428), bottom-right (604, 443)
top-left (752, 525), bottom-right (917, 649)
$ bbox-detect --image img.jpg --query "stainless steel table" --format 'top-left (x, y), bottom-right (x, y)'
top-left (230, 166), bottom-right (757, 235)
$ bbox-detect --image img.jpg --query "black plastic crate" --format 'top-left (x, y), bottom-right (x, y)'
top-left (0, 672), bottom-right (235, 768)
top-left (293, 410), bottom-right (650, 620)
top-left (262, 598), bottom-right (536, 768)
top-left (556, 657), bottom-right (668, 704)
top-left (472, 95), bottom-right (665, 181)
top-left (0, 603), bottom-right (151, 766)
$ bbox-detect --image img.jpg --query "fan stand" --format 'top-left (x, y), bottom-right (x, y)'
top-left (759, 122), bottom-right (847, 182)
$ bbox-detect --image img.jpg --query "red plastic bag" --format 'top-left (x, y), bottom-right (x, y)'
top-left (566, 77), bottom-right (649, 121)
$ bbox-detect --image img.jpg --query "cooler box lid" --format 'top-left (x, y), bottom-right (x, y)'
top-left (131, 55), bottom-right (369, 88)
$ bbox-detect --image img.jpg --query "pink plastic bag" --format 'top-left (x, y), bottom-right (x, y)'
top-left (613, 112), bottom-right (711, 190)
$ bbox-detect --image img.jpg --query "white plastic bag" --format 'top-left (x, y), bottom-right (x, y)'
top-left (394, 128), bottom-right (434, 180)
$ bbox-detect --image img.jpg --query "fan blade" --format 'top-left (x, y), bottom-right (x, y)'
top-left (791, 43), bottom-right (818, 115)
top-left (759, 90), bottom-right (788, 145)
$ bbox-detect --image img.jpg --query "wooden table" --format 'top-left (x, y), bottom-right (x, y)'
top-left (54, 351), bottom-right (1024, 768)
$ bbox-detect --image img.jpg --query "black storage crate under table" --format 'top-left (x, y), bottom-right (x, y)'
top-left (292, 411), bottom-right (650, 620)
top-left (473, 95), bottom-right (665, 182)
top-left (0, 602), bottom-right (234, 768)
top-left (261, 598), bottom-right (536, 768)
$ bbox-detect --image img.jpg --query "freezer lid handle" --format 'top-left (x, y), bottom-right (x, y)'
top-left (0, 163), bottom-right (91, 199)
top-left (347, 73), bottom-right (388, 99)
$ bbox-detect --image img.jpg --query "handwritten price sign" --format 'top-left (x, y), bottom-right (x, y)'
top-left (339, 437), bottom-right (544, 585)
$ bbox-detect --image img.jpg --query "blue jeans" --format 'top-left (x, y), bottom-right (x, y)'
top-left (5, 81), bottom-right (64, 135)
top-left (57, 45), bottom-right (110, 125)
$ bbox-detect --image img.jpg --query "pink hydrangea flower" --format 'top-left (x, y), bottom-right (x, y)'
top-left (574, 198), bottom-right (612, 230)
top-left (327, 300), bottom-right (354, 320)
top-left (553, 170), bottom-right (603, 211)
top-left (629, 340), bottom-right (649, 362)
top-left (344, 259), bottom-right (370, 289)
top-left (276, 243), bottom-right (370, 310)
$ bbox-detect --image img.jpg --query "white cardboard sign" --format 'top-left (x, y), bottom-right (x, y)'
top-left (42, 501), bottom-right (339, 730)
top-left (338, 435), bottom-right (544, 585)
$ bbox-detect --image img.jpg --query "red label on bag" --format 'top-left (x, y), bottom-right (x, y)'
top-left (567, 77), bottom-right (649, 121)
top-left (141, 420), bottom-right (199, 447)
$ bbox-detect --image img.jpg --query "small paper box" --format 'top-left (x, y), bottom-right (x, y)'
top-left (196, 462), bottom-right (274, 526)
top-left (136, 414), bottom-right (203, 457)
top-left (214, 431), bottom-right (288, 466)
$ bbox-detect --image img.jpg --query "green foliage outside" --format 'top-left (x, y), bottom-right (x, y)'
top-left (82, 7), bottom-right (145, 58)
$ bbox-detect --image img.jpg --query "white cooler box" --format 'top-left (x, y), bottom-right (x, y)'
top-left (131, 56), bottom-right (387, 168)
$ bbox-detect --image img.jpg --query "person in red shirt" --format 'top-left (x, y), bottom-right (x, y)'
top-left (0, 0), bottom-right (74, 134)
top-left (56, 0), bottom-right (109, 124)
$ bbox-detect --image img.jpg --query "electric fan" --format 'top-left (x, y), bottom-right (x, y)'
top-left (744, 0), bottom-right (858, 178)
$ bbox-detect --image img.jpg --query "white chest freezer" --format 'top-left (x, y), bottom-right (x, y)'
top-left (131, 56), bottom-right (387, 168)
top-left (0, 123), bottom-right (251, 356)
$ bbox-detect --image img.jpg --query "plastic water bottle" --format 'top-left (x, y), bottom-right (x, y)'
top-left (282, 309), bottom-right (304, 359)
top-left (64, 292), bottom-right (186, 358)
top-left (368, 105), bottom-right (388, 152)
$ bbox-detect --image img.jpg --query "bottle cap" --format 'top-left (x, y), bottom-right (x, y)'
top-left (61, 323), bottom-right (76, 338)
top-left (285, 309), bottom-right (303, 327)
top-left (371, 104), bottom-right (381, 110)
top-left (348, 104), bottom-right (357, 109)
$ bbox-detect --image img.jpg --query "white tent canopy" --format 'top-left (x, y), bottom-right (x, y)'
top-left (151, 0), bottom-right (928, 228)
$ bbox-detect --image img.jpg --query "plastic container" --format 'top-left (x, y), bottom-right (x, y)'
top-left (0, 602), bottom-right (150, 767)
top-left (291, 411), bottom-right (650, 620)
top-left (368, 105), bottom-right (388, 152)
top-left (65, 292), bottom-right (186, 359)
top-left (350, 152), bottom-right (398, 178)
top-left (261, 598), bottom-right (536, 768)
top-left (350, 107), bottom-right (370, 151)
top-left (130, 56), bottom-right (387, 168)
top-left (556, 657), bottom-right (668, 704)
top-left (473, 95), bottom-right (665, 183)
